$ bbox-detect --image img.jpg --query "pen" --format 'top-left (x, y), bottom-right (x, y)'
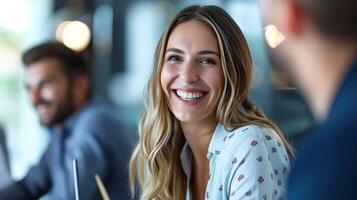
top-left (95, 174), bottom-right (110, 200)
top-left (73, 158), bottom-right (80, 200)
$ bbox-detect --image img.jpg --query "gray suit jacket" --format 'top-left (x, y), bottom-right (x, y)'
top-left (0, 98), bottom-right (133, 200)
top-left (0, 125), bottom-right (12, 189)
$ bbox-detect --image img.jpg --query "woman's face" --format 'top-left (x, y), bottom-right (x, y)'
top-left (160, 20), bottom-right (224, 125)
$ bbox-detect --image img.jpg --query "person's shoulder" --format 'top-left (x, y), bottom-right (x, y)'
top-left (78, 100), bottom-right (119, 124)
top-left (226, 124), bottom-right (265, 142)
top-left (72, 99), bottom-right (126, 136)
top-left (223, 124), bottom-right (284, 153)
top-left (217, 125), bottom-right (262, 155)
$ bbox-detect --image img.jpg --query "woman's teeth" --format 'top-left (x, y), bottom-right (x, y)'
top-left (176, 90), bottom-right (205, 100)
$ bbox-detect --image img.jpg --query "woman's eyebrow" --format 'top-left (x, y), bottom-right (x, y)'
top-left (166, 48), bottom-right (219, 56)
top-left (165, 48), bottom-right (184, 54)
top-left (197, 50), bottom-right (219, 56)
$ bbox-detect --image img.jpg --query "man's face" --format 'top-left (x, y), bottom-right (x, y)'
top-left (25, 58), bottom-right (74, 127)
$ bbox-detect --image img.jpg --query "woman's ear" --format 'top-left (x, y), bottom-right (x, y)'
top-left (72, 75), bottom-right (90, 108)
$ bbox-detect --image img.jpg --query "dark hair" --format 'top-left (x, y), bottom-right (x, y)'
top-left (299, 0), bottom-right (357, 41)
top-left (22, 42), bottom-right (89, 81)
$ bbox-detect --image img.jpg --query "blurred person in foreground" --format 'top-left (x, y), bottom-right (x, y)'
top-left (0, 42), bottom-right (132, 200)
top-left (130, 5), bottom-right (293, 200)
top-left (259, 0), bottom-right (357, 199)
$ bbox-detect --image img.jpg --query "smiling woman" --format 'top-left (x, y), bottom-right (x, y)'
top-left (161, 20), bottom-right (223, 125)
top-left (130, 5), bottom-right (293, 200)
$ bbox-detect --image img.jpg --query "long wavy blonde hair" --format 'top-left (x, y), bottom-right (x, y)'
top-left (129, 5), bottom-right (293, 200)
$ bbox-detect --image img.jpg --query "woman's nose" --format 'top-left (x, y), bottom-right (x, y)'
top-left (180, 60), bottom-right (199, 83)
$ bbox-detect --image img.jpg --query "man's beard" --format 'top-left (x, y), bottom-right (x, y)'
top-left (48, 99), bottom-right (74, 127)
top-left (40, 90), bottom-right (75, 127)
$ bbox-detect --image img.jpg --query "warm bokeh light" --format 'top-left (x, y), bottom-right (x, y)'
top-left (55, 21), bottom-right (70, 42)
top-left (264, 24), bottom-right (285, 48)
top-left (57, 20), bottom-right (91, 52)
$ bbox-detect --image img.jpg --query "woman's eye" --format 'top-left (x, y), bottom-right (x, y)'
top-left (167, 55), bottom-right (181, 62)
top-left (200, 58), bottom-right (216, 65)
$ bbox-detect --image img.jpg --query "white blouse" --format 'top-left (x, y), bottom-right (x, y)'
top-left (180, 123), bottom-right (290, 200)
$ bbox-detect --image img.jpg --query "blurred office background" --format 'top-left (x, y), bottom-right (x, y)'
top-left (0, 0), bottom-right (314, 181)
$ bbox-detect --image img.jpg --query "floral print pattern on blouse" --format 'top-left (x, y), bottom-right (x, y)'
top-left (180, 124), bottom-right (290, 200)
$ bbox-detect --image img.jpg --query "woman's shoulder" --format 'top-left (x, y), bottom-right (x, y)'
top-left (213, 125), bottom-right (290, 200)
top-left (220, 124), bottom-right (285, 154)
top-left (221, 124), bottom-right (270, 142)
